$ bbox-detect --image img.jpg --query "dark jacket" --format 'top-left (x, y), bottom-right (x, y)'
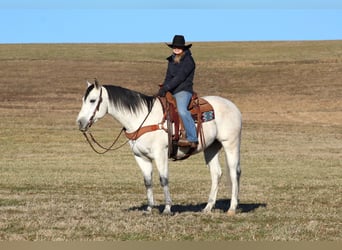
top-left (162, 49), bottom-right (195, 94)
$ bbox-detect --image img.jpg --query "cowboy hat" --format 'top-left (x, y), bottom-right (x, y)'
top-left (166, 35), bottom-right (192, 49)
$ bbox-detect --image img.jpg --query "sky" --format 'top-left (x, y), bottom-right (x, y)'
top-left (0, 0), bottom-right (341, 43)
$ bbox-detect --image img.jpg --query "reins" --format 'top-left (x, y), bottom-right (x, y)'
top-left (82, 128), bottom-right (128, 154)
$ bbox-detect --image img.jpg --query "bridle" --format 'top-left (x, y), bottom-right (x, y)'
top-left (81, 87), bottom-right (128, 154)
top-left (86, 87), bottom-right (103, 130)
top-left (81, 87), bottom-right (158, 154)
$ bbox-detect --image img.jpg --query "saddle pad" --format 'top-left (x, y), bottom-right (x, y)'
top-left (189, 97), bottom-right (215, 122)
top-left (200, 110), bottom-right (215, 122)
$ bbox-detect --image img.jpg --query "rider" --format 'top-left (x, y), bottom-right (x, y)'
top-left (158, 35), bottom-right (198, 148)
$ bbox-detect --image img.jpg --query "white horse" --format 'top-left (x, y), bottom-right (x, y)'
top-left (77, 81), bottom-right (242, 215)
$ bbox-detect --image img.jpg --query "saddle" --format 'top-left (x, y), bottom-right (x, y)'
top-left (124, 92), bottom-right (215, 160)
top-left (159, 92), bottom-right (215, 160)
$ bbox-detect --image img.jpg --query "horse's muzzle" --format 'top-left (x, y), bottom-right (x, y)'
top-left (77, 118), bottom-right (89, 132)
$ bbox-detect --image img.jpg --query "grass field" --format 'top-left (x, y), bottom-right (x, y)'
top-left (0, 41), bottom-right (341, 240)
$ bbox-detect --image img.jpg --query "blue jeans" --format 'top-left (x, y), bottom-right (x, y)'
top-left (173, 91), bottom-right (198, 143)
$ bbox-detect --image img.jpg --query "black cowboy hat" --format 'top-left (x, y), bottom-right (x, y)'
top-left (167, 35), bottom-right (192, 49)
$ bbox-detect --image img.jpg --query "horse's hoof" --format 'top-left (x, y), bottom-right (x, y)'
top-left (162, 209), bottom-right (173, 216)
top-left (162, 206), bottom-right (173, 215)
top-left (227, 209), bottom-right (236, 216)
top-left (202, 208), bottom-right (212, 214)
top-left (142, 206), bottom-right (153, 216)
top-left (142, 210), bottom-right (152, 216)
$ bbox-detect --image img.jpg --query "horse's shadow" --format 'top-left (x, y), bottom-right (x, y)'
top-left (128, 199), bottom-right (266, 214)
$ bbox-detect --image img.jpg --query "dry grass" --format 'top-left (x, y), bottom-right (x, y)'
top-left (0, 41), bottom-right (341, 240)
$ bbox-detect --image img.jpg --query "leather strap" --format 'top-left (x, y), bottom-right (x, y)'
top-left (124, 124), bottom-right (166, 140)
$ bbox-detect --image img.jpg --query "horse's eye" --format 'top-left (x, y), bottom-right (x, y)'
top-left (90, 99), bottom-right (96, 103)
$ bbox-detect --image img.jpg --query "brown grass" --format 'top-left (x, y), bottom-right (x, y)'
top-left (0, 41), bottom-right (341, 240)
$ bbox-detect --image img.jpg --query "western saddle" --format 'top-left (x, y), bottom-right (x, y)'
top-left (125, 92), bottom-right (215, 160)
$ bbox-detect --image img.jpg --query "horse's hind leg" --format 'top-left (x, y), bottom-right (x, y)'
top-left (222, 140), bottom-right (241, 215)
top-left (203, 140), bottom-right (222, 213)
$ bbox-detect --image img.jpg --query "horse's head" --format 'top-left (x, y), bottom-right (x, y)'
top-left (77, 80), bottom-right (107, 132)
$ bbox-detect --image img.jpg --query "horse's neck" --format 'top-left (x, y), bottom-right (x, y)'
top-left (107, 107), bottom-right (145, 132)
top-left (104, 88), bottom-right (162, 133)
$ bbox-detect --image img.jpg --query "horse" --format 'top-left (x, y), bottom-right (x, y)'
top-left (76, 80), bottom-right (242, 215)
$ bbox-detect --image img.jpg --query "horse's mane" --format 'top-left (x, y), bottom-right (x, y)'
top-left (104, 85), bottom-right (155, 113)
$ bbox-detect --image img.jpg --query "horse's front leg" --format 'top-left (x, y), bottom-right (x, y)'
top-left (134, 155), bottom-right (155, 213)
top-left (154, 149), bottom-right (172, 215)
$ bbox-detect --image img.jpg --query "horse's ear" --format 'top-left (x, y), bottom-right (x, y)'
top-left (86, 80), bottom-right (92, 87)
top-left (94, 78), bottom-right (100, 89)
